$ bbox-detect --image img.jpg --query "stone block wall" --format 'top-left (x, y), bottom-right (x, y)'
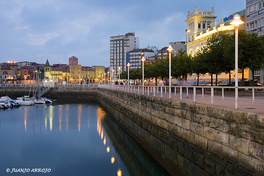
top-left (97, 88), bottom-right (264, 176)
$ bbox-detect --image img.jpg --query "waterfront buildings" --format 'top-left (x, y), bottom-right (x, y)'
top-left (127, 49), bottom-right (155, 70)
top-left (110, 32), bottom-right (139, 77)
top-left (185, 6), bottom-right (248, 82)
top-left (246, 0), bottom-right (264, 83)
top-left (169, 41), bottom-right (187, 56)
top-left (246, 0), bottom-right (264, 35)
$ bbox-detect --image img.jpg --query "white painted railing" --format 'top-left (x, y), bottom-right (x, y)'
top-left (1, 83), bottom-right (264, 109)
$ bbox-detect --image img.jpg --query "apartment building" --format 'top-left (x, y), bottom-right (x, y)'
top-left (246, 0), bottom-right (264, 35)
top-left (110, 32), bottom-right (139, 77)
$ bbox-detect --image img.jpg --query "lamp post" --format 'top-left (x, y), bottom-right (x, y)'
top-left (127, 63), bottom-right (130, 86)
top-left (167, 45), bottom-right (174, 99)
top-left (118, 67), bottom-right (121, 83)
top-left (112, 69), bottom-right (114, 84)
top-left (231, 14), bottom-right (244, 110)
top-left (107, 71), bottom-right (110, 84)
top-left (141, 57), bottom-right (145, 87)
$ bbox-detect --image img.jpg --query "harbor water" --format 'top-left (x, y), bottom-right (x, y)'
top-left (0, 103), bottom-right (169, 176)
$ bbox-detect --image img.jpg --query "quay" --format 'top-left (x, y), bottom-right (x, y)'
top-left (1, 85), bottom-right (263, 176)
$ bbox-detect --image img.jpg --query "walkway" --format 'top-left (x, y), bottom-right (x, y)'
top-left (98, 85), bottom-right (264, 114)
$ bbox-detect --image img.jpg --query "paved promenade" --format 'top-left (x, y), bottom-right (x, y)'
top-left (99, 85), bottom-right (264, 114)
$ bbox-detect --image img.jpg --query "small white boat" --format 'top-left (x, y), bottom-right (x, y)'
top-left (40, 97), bottom-right (52, 104)
top-left (16, 96), bottom-right (34, 106)
top-left (33, 97), bottom-right (45, 104)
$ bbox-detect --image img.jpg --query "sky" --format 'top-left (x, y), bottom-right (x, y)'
top-left (0, 0), bottom-right (246, 67)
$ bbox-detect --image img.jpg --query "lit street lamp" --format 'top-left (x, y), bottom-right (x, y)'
top-left (127, 63), bottom-right (130, 86)
top-left (167, 45), bottom-right (174, 99)
top-left (231, 14), bottom-right (244, 110)
top-left (112, 69), bottom-right (114, 84)
top-left (107, 71), bottom-right (110, 84)
top-left (141, 57), bottom-right (145, 88)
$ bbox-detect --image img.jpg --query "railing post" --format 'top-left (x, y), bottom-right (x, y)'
top-left (211, 87), bottom-right (214, 105)
top-left (138, 86), bottom-right (139, 94)
top-left (165, 86), bottom-right (166, 95)
top-left (202, 87), bottom-right (204, 98)
top-left (222, 87), bottom-right (224, 100)
top-left (252, 88), bottom-right (255, 103)
top-left (180, 86), bottom-right (182, 100)
top-left (148, 86), bottom-right (149, 96)
top-left (175, 86), bottom-right (177, 95)
top-left (154, 86), bottom-right (156, 96)
top-left (186, 86), bottom-right (189, 97)
top-left (193, 86), bottom-right (196, 103)
top-left (161, 87), bottom-right (163, 98)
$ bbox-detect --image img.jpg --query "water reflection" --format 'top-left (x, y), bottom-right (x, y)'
top-left (66, 104), bottom-right (69, 130)
top-left (23, 108), bottom-right (28, 132)
top-left (0, 104), bottom-right (169, 176)
top-left (78, 104), bottom-right (82, 132)
top-left (59, 105), bottom-right (62, 131)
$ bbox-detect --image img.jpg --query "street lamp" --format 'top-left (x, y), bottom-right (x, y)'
top-left (127, 63), bottom-right (130, 86)
top-left (118, 67), bottom-right (121, 83)
top-left (107, 71), bottom-right (110, 84)
top-left (141, 57), bottom-right (145, 87)
top-left (231, 14), bottom-right (244, 110)
top-left (112, 69), bottom-right (114, 84)
top-left (167, 45), bottom-right (174, 99)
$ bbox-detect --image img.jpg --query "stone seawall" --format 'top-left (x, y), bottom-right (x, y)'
top-left (0, 86), bottom-right (98, 102)
top-left (97, 88), bottom-right (264, 176)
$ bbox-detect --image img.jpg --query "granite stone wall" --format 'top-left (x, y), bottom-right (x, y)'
top-left (97, 88), bottom-right (264, 176)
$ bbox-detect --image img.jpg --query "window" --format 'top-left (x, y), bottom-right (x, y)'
top-left (250, 23), bottom-right (254, 29)
top-left (203, 23), bottom-right (205, 29)
top-left (259, 3), bottom-right (262, 9)
top-left (262, 18), bottom-right (264, 26)
top-left (198, 23), bottom-right (201, 28)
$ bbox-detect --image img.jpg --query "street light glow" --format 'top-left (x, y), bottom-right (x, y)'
top-left (230, 14), bottom-right (244, 27)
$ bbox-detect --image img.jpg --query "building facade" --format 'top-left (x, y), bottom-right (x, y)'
top-left (246, 0), bottom-right (264, 83)
top-left (69, 56), bottom-right (81, 82)
top-left (110, 32), bottom-right (139, 77)
top-left (127, 49), bottom-right (155, 70)
top-left (169, 41), bottom-right (187, 55)
top-left (186, 7), bottom-right (247, 81)
top-left (246, 0), bottom-right (264, 35)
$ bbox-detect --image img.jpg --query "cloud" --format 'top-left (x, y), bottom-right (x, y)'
top-left (25, 33), bottom-right (59, 45)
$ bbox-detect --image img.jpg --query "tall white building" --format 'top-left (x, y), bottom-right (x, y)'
top-left (110, 32), bottom-right (139, 77)
top-left (246, 0), bottom-right (264, 35)
top-left (246, 0), bottom-right (264, 83)
top-left (185, 6), bottom-right (216, 44)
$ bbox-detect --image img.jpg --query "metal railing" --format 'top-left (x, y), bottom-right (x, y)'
top-left (1, 83), bottom-right (264, 109)
top-left (98, 84), bottom-right (264, 107)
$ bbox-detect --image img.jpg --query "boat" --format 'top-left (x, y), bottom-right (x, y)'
top-left (16, 96), bottom-right (34, 106)
top-left (40, 97), bottom-right (52, 104)
top-left (33, 98), bottom-right (45, 104)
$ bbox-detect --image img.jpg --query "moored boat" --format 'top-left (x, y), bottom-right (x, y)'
top-left (16, 96), bottom-right (34, 106)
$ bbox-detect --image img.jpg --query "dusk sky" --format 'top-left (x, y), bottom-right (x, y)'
top-left (0, 0), bottom-right (245, 67)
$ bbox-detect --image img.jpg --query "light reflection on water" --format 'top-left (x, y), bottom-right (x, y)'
top-left (0, 104), bottom-right (169, 176)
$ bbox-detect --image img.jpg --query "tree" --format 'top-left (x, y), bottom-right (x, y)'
top-left (172, 49), bottom-right (193, 80)
top-left (238, 31), bottom-right (264, 85)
